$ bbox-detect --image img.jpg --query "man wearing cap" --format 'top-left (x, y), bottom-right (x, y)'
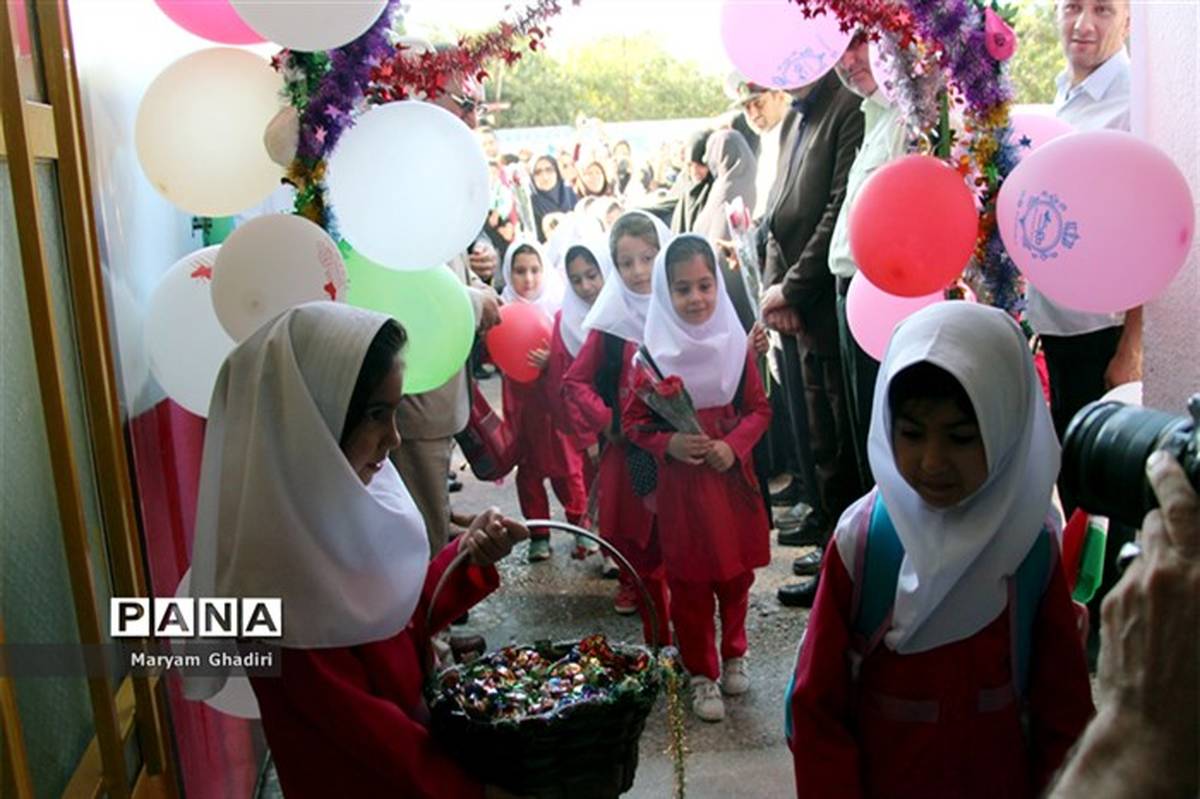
top-left (725, 73), bottom-right (794, 221)
top-left (758, 65), bottom-right (865, 609)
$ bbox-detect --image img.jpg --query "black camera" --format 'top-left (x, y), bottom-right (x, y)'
top-left (1061, 394), bottom-right (1200, 529)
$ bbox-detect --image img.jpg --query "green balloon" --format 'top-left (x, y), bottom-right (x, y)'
top-left (342, 245), bottom-right (475, 395)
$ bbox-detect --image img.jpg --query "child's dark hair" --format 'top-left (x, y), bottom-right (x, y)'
top-left (608, 213), bottom-right (658, 263)
top-left (565, 245), bottom-right (599, 273)
top-left (664, 237), bottom-right (716, 283)
top-left (340, 320), bottom-right (406, 446)
top-left (888, 362), bottom-right (976, 422)
top-left (510, 243), bottom-right (541, 264)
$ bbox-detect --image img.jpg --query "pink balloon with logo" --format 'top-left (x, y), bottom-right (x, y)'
top-left (155, 0), bottom-right (264, 44)
top-left (998, 130), bottom-right (1194, 313)
top-left (720, 0), bottom-right (852, 89)
top-left (1009, 108), bottom-right (1074, 162)
top-left (868, 38), bottom-right (899, 104)
top-left (846, 272), bottom-right (943, 361)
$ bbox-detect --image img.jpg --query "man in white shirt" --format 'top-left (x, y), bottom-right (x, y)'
top-left (826, 32), bottom-right (908, 495)
top-left (1028, 0), bottom-right (1140, 516)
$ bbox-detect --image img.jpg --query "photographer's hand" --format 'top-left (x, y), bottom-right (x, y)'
top-left (1050, 451), bottom-right (1199, 798)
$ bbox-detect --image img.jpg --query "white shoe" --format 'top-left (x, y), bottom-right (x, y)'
top-left (720, 657), bottom-right (750, 696)
top-left (690, 676), bottom-right (725, 722)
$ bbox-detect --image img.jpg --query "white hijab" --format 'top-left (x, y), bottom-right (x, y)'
top-left (545, 211), bottom-right (605, 271)
top-left (862, 302), bottom-right (1060, 654)
top-left (642, 234), bottom-right (746, 409)
top-left (185, 302), bottom-right (431, 704)
top-left (501, 237), bottom-right (565, 320)
top-left (559, 236), bottom-right (613, 358)
top-left (582, 209), bottom-right (672, 344)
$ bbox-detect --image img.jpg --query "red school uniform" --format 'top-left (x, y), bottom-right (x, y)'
top-left (545, 311), bottom-right (600, 492)
top-left (502, 310), bottom-right (587, 527)
top-left (622, 346), bottom-right (772, 679)
top-left (248, 540), bottom-right (499, 799)
top-left (786, 493), bottom-right (1095, 799)
top-left (561, 328), bottom-right (670, 643)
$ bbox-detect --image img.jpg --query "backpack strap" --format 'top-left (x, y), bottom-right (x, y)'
top-left (1009, 527), bottom-right (1055, 699)
top-left (850, 495), bottom-right (905, 672)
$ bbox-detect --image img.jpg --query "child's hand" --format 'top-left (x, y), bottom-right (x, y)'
top-left (586, 443), bottom-right (600, 464)
top-left (715, 239), bottom-right (739, 269)
top-left (526, 347), bottom-right (550, 370)
top-left (750, 322), bottom-right (770, 355)
top-left (667, 433), bottom-right (712, 465)
top-left (460, 508), bottom-right (530, 566)
top-left (705, 441), bottom-right (736, 473)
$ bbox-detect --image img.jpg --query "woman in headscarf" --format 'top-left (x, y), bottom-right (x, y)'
top-left (670, 129), bottom-right (715, 234)
top-left (531, 154), bottom-right (579, 243)
top-left (693, 128), bottom-right (760, 330)
top-left (579, 160), bottom-right (613, 199)
top-left (186, 302), bottom-right (529, 798)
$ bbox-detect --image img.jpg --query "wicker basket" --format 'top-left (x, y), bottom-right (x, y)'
top-left (425, 521), bottom-right (663, 799)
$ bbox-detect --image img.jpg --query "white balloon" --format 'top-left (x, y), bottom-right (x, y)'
top-left (145, 247), bottom-right (237, 418)
top-left (135, 48), bottom-right (284, 216)
top-left (231, 0), bottom-right (387, 52)
top-left (211, 214), bottom-right (347, 341)
top-left (173, 570), bottom-right (261, 720)
top-left (327, 101), bottom-right (489, 271)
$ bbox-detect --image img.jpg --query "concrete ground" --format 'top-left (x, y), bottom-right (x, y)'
top-left (447, 374), bottom-right (811, 799)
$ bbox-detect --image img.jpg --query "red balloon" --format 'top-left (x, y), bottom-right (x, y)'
top-left (485, 303), bottom-right (553, 383)
top-left (849, 155), bottom-right (979, 297)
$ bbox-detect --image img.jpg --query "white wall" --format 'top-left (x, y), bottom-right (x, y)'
top-left (1132, 2), bottom-right (1200, 413)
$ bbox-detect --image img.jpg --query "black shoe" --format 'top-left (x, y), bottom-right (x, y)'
top-left (448, 478), bottom-right (464, 493)
top-left (777, 516), bottom-right (823, 547)
top-left (792, 550), bottom-right (822, 577)
top-left (770, 480), bottom-right (803, 507)
top-left (777, 578), bottom-right (818, 608)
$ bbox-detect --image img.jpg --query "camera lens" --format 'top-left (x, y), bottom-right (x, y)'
top-left (1062, 400), bottom-right (1195, 529)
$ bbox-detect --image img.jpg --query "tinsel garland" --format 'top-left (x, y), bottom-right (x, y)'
top-left (275, 0), bottom-right (575, 233)
top-left (791, 0), bottom-right (1023, 314)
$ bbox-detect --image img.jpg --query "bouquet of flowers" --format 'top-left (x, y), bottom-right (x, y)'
top-left (724, 196), bottom-right (763, 321)
top-left (630, 348), bottom-right (703, 435)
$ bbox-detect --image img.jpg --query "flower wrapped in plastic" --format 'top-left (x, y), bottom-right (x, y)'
top-left (724, 196), bottom-right (764, 321)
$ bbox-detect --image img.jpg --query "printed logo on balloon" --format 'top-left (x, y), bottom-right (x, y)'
top-left (1013, 191), bottom-right (1080, 262)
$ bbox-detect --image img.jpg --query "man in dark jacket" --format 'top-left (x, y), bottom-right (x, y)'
top-left (759, 69), bottom-right (865, 608)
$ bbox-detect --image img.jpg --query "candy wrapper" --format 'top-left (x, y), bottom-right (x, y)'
top-left (725, 196), bottom-right (763, 322)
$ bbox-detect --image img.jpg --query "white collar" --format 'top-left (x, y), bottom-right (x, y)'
top-left (1056, 49), bottom-right (1130, 102)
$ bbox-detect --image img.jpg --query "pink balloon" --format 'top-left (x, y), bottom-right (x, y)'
top-left (868, 38), bottom-right (899, 105)
top-left (998, 130), bottom-right (1194, 314)
top-left (1009, 109), bottom-right (1074, 162)
top-left (720, 0), bottom-right (852, 90)
top-left (846, 272), bottom-right (943, 361)
top-left (155, 0), bottom-right (264, 44)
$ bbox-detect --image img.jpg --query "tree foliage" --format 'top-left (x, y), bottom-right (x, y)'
top-left (491, 35), bottom-right (728, 127)
top-left (1010, 1), bottom-right (1064, 105)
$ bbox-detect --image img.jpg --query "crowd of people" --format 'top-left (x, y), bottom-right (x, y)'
top-left (186, 1), bottom-right (1198, 796)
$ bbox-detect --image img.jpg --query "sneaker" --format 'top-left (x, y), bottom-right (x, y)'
top-left (613, 583), bottom-right (638, 615)
top-left (720, 657), bottom-right (750, 696)
top-left (527, 538), bottom-right (551, 562)
top-left (601, 554), bottom-right (620, 579)
top-left (571, 534), bottom-right (600, 560)
top-left (690, 676), bottom-right (725, 722)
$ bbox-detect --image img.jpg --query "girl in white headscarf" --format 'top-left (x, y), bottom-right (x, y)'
top-left (623, 235), bottom-right (772, 723)
top-left (786, 302), bottom-right (1093, 798)
top-left (562, 210), bottom-right (674, 643)
top-left (186, 302), bottom-right (528, 798)
top-left (544, 235), bottom-right (611, 559)
top-left (498, 239), bottom-right (586, 564)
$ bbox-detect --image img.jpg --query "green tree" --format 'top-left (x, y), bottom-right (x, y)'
top-left (490, 34), bottom-right (728, 127)
top-left (1010, 1), bottom-right (1064, 104)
